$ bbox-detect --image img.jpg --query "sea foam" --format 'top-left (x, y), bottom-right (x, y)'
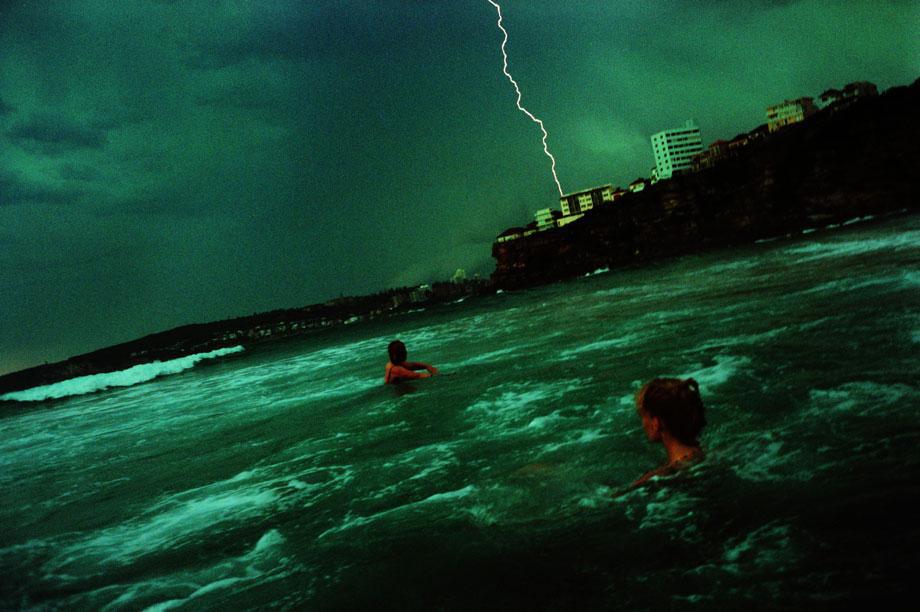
top-left (0, 346), bottom-right (244, 402)
top-left (783, 229), bottom-right (919, 262)
top-left (98, 529), bottom-right (292, 611)
top-left (47, 485), bottom-right (280, 570)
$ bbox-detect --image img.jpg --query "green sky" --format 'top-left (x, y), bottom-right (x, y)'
top-left (1, 0), bottom-right (917, 374)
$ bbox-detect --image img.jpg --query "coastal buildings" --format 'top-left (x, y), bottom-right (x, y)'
top-left (766, 97), bottom-right (817, 132)
top-left (628, 178), bottom-right (648, 193)
top-left (495, 221), bottom-right (540, 243)
top-left (559, 185), bottom-right (615, 216)
top-left (556, 215), bottom-right (583, 228)
top-left (691, 139), bottom-right (729, 171)
top-left (495, 227), bottom-right (525, 243)
top-left (497, 180), bottom-right (637, 245)
top-left (410, 284), bottom-right (432, 303)
top-left (818, 81), bottom-right (878, 109)
top-left (650, 120), bottom-right (704, 180)
top-left (534, 208), bottom-right (558, 231)
top-left (692, 124), bottom-right (770, 172)
top-left (494, 77), bottom-right (886, 250)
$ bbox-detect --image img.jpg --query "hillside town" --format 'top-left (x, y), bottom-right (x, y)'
top-left (495, 81), bottom-right (879, 245)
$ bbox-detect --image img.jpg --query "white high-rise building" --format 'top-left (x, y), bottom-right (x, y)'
top-left (651, 120), bottom-right (704, 180)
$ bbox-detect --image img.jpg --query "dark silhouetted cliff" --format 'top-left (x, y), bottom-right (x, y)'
top-left (492, 79), bottom-right (920, 288)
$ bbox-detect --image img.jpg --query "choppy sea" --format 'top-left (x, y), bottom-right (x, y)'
top-left (1, 214), bottom-right (918, 610)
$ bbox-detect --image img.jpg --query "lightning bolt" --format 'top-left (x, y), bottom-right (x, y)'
top-left (487, 0), bottom-right (564, 196)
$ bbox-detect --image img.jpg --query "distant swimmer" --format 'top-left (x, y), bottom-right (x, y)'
top-left (384, 340), bottom-right (439, 385)
top-left (632, 377), bottom-right (706, 487)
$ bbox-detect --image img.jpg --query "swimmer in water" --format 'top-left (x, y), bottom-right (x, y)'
top-left (633, 377), bottom-right (706, 486)
top-left (384, 340), bottom-right (438, 385)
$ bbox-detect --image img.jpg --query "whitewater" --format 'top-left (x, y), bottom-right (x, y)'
top-left (1, 214), bottom-right (917, 609)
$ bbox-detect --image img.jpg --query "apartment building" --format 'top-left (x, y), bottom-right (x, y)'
top-left (650, 120), bottom-right (704, 180)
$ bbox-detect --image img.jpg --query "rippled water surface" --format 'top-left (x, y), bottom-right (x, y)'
top-left (2, 215), bottom-right (918, 609)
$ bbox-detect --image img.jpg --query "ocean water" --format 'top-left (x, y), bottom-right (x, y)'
top-left (1, 215), bottom-right (918, 610)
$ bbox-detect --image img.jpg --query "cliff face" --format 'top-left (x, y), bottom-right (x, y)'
top-left (492, 80), bottom-right (920, 288)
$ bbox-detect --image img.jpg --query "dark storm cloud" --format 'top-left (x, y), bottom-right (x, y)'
top-left (58, 162), bottom-right (103, 182)
top-left (118, 195), bottom-right (219, 219)
top-left (700, 0), bottom-right (804, 6)
top-left (0, 169), bottom-right (82, 207)
top-left (0, 0), bottom-right (917, 374)
top-left (8, 113), bottom-right (108, 152)
top-left (179, 2), bottom-right (337, 69)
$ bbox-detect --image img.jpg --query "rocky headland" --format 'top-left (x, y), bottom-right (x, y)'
top-left (492, 78), bottom-right (920, 288)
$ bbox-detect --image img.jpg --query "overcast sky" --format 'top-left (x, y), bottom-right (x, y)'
top-left (1, 0), bottom-right (917, 374)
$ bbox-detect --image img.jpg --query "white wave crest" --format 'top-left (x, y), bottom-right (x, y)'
top-left (318, 484), bottom-right (477, 539)
top-left (100, 529), bottom-right (292, 612)
top-left (1, 346), bottom-right (244, 402)
top-left (683, 354), bottom-right (751, 389)
top-left (784, 229), bottom-right (920, 262)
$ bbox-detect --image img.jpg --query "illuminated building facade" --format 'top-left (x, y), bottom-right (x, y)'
top-left (651, 120), bottom-right (704, 180)
top-left (766, 97), bottom-right (817, 132)
top-left (559, 184), bottom-right (615, 216)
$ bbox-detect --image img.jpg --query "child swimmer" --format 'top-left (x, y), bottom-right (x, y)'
top-left (384, 340), bottom-right (439, 385)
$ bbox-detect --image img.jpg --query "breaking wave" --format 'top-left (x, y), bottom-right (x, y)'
top-left (0, 346), bottom-right (244, 402)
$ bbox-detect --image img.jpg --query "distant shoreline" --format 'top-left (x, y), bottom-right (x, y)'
top-left (0, 279), bottom-right (492, 396)
top-left (2, 210), bottom-right (911, 398)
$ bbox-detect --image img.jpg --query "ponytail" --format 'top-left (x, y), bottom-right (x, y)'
top-left (637, 377), bottom-right (707, 445)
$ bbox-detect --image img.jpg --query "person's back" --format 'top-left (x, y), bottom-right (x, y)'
top-left (384, 339), bottom-right (438, 385)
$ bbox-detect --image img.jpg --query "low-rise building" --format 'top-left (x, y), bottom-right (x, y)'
top-left (766, 97), bottom-right (817, 132)
top-left (818, 81), bottom-right (878, 109)
top-left (534, 208), bottom-right (558, 231)
top-left (495, 227), bottom-right (525, 243)
top-left (746, 124), bottom-right (770, 143)
top-left (557, 214), bottom-right (583, 228)
top-left (559, 184), bottom-right (615, 216)
top-left (818, 88), bottom-right (843, 109)
top-left (390, 293), bottom-right (409, 309)
top-left (691, 139), bottom-right (730, 171)
top-left (628, 178), bottom-right (648, 193)
top-left (410, 284), bottom-right (432, 303)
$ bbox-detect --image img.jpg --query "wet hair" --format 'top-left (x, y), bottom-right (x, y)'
top-left (636, 377), bottom-right (707, 446)
top-left (388, 340), bottom-right (407, 365)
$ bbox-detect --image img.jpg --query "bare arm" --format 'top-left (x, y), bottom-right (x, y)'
top-left (388, 365), bottom-right (431, 381)
top-left (631, 464), bottom-right (678, 488)
top-left (403, 361), bottom-right (439, 375)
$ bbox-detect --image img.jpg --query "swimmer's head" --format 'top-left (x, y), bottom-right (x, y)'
top-left (388, 340), bottom-right (407, 365)
top-left (635, 377), bottom-right (706, 446)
